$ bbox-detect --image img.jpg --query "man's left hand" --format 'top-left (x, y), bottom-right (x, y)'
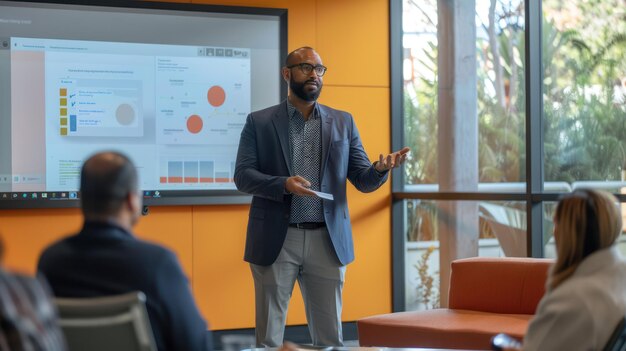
top-left (375, 147), bottom-right (410, 172)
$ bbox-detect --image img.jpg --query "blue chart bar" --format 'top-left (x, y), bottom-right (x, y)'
top-left (215, 171), bottom-right (230, 183)
top-left (168, 161), bottom-right (183, 183)
top-left (200, 161), bottom-right (214, 183)
top-left (70, 115), bottom-right (77, 132)
top-left (184, 161), bottom-right (198, 183)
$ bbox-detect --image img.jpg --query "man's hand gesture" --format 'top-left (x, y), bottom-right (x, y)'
top-left (374, 147), bottom-right (410, 172)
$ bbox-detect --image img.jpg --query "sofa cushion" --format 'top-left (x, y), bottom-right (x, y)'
top-left (449, 257), bottom-right (552, 314)
top-left (357, 309), bottom-right (533, 350)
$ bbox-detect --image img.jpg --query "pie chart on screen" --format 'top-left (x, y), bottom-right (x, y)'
top-left (187, 114), bottom-right (203, 134)
top-left (207, 85), bottom-right (226, 107)
top-left (116, 103), bottom-right (135, 126)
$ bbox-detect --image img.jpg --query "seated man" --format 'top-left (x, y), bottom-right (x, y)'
top-left (37, 151), bottom-right (212, 351)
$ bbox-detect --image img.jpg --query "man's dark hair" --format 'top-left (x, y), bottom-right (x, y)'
top-left (80, 152), bottom-right (138, 216)
top-left (285, 46), bottom-right (315, 66)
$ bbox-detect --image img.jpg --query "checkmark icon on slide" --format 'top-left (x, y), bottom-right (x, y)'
top-left (71, 101), bottom-right (76, 106)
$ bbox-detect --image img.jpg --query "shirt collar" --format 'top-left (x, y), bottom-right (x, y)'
top-left (287, 99), bottom-right (320, 120)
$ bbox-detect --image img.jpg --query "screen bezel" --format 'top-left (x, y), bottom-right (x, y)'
top-left (0, 0), bottom-right (288, 209)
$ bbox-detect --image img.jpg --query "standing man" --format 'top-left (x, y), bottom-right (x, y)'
top-left (234, 47), bottom-right (409, 347)
top-left (38, 152), bottom-right (212, 351)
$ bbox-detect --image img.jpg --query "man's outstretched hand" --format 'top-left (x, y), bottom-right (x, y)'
top-left (285, 175), bottom-right (317, 196)
top-left (375, 147), bottom-right (411, 172)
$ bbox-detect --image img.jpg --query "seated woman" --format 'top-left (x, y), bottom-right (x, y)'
top-left (495, 189), bottom-right (626, 350)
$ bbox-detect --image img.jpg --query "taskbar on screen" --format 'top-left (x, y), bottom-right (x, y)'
top-left (0, 191), bottom-right (78, 201)
top-left (0, 189), bottom-right (250, 208)
top-left (0, 189), bottom-right (243, 202)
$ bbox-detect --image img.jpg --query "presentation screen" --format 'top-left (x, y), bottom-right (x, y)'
top-left (0, 0), bottom-right (287, 208)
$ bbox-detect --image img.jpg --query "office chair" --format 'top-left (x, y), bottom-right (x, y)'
top-left (55, 291), bottom-right (156, 351)
top-left (604, 316), bottom-right (626, 351)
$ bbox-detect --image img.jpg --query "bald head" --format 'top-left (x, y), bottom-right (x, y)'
top-left (285, 46), bottom-right (318, 66)
top-left (80, 152), bottom-right (138, 217)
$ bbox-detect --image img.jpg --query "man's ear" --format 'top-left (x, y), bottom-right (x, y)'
top-left (126, 191), bottom-right (140, 213)
top-left (281, 66), bottom-right (290, 83)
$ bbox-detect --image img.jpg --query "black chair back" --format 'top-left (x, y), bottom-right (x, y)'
top-left (604, 317), bottom-right (626, 351)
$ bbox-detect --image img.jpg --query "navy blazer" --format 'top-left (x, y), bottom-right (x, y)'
top-left (37, 221), bottom-right (212, 351)
top-left (234, 101), bottom-right (388, 266)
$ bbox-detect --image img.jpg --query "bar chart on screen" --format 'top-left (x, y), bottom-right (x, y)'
top-left (159, 159), bottom-right (235, 187)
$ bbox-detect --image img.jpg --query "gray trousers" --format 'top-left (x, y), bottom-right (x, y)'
top-left (250, 226), bottom-right (346, 347)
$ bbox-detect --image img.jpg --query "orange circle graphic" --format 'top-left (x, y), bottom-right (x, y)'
top-left (207, 86), bottom-right (226, 107)
top-left (187, 114), bottom-right (203, 134)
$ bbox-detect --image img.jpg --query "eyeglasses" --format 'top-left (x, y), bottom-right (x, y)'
top-left (287, 63), bottom-right (327, 77)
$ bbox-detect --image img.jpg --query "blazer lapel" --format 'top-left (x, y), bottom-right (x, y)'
top-left (272, 101), bottom-right (293, 175)
top-left (320, 105), bottom-right (333, 178)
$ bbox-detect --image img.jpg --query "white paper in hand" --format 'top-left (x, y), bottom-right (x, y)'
top-left (312, 190), bottom-right (334, 201)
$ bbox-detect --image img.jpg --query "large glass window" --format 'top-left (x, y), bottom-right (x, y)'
top-left (542, 0), bottom-right (626, 191)
top-left (403, 0), bottom-right (526, 191)
top-left (398, 0), bottom-right (529, 310)
top-left (405, 199), bottom-right (527, 310)
top-left (394, 0), bottom-right (626, 312)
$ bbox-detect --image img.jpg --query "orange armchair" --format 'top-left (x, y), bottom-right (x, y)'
top-left (357, 257), bottom-right (553, 350)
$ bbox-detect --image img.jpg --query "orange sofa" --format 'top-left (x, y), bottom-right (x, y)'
top-left (357, 257), bottom-right (553, 350)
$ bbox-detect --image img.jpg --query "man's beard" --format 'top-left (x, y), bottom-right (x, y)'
top-left (290, 76), bottom-right (322, 102)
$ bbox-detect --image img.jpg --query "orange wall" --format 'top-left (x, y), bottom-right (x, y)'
top-left (0, 0), bottom-right (391, 330)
